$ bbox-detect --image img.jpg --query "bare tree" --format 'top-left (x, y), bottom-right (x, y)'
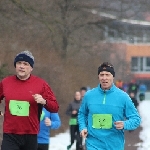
top-left (1, 0), bottom-right (148, 57)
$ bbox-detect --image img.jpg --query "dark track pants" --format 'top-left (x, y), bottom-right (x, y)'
top-left (1, 133), bottom-right (37, 150)
top-left (70, 125), bottom-right (82, 150)
top-left (37, 143), bottom-right (49, 150)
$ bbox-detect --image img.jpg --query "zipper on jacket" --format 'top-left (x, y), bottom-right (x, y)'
top-left (103, 91), bottom-right (106, 104)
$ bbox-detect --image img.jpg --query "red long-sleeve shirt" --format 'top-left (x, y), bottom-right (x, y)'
top-left (0, 75), bottom-right (59, 134)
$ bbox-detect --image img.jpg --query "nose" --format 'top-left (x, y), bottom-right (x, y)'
top-left (19, 63), bottom-right (25, 68)
top-left (102, 75), bottom-right (107, 80)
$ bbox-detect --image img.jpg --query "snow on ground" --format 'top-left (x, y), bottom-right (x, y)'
top-left (49, 130), bottom-right (76, 150)
top-left (49, 100), bottom-right (150, 150)
top-left (137, 100), bottom-right (150, 150)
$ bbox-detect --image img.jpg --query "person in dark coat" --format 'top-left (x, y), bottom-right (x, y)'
top-left (66, 91), bottom-right (83, 150)
top-left (129, 92), bottom-right (139, 109)
top-left (127, 79), bottom-right (139, 98)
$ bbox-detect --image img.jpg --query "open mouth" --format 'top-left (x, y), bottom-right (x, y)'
top-left (102, 82), bottom-right (108, 84)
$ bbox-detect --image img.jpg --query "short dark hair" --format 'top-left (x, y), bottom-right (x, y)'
top-left (98, 62), bottom-right (115, 77)
top-left (80, 87), bottom-right (87, 91)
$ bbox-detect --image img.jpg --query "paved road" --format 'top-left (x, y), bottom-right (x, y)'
top-left (125, 127), bottom-right (142, 150)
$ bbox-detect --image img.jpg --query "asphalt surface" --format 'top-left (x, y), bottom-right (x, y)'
top-left (125, 127), bottom-right (142, 150)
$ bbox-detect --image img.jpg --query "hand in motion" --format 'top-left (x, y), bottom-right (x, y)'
top-left (33, 94), bottom-right (46, 105)
top-left (80, 129), bottom-right (88, 138)
top-left (72, 110), bottom-right (77, 114)
top-left (114, 121), bottom-right (124, 129)
top-left (44, 117), bottom-right (51, 126)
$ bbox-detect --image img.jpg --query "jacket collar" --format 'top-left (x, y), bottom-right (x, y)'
top-left (98, 83), bottom-right (115, 94)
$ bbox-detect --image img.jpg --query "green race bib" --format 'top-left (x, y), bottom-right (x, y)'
top-left (9, 100), bottom-right (30, 116)
top-left (69, 118), bottom-right (77, 125)
top-left (40, 110), bottom-right (45, 121)
top-left (92, 114), bottom-right (112, 129)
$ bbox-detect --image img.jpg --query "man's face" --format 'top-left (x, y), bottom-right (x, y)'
top-left (80, 90), bottom-right (86, 98)
top-left (75, 91), bottom-right (81, 100)
top-left (15, 61), bottom-right (33, 80)
top-left (98, 71), bottom-right (114, 90)
top-left (130, 92), bottom-right (135, 98)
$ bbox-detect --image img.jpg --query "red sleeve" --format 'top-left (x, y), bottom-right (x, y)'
top-left (41, 82), bottom-right (59, 113)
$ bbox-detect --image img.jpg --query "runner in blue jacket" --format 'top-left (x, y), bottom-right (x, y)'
top-left (78, 62), bottom-right (141, 150)
top-left (37, 108), bottom-right (61, 150)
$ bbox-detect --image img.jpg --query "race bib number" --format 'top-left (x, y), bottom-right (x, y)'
top-left (9, 100), bottom-right (30, 116)
top-left (92, 114), bottom-right (112, 129)
top-left (69, 118), bottom-right (77, 125)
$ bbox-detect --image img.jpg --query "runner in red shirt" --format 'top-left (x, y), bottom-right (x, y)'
top-left (0, 50), bottom-right (59, 150)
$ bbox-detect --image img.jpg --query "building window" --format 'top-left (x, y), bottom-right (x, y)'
top-left (145, 57), bottom-right (150, 71)
top-left (131, 57), bottom-right (150, 72)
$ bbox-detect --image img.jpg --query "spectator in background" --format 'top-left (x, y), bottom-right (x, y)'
top-left (129, 92), bottom-right (139, 109)
top-left (127, 79), bottom-right (139, 98)
top-left (115, 79), bottom-right (123, 90)
top-left (80, 87), bottom-right (87, 100)
top-left (37, 108), bottom-right (61, 150)
top-left (86, 86), bottom-right (91, 91)
top-left (66, 91), bottom-right (83, 150)
top-left (139, 82), bottom-right (147, 101)
top-left (122, 82), bottom-right (128, 93)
